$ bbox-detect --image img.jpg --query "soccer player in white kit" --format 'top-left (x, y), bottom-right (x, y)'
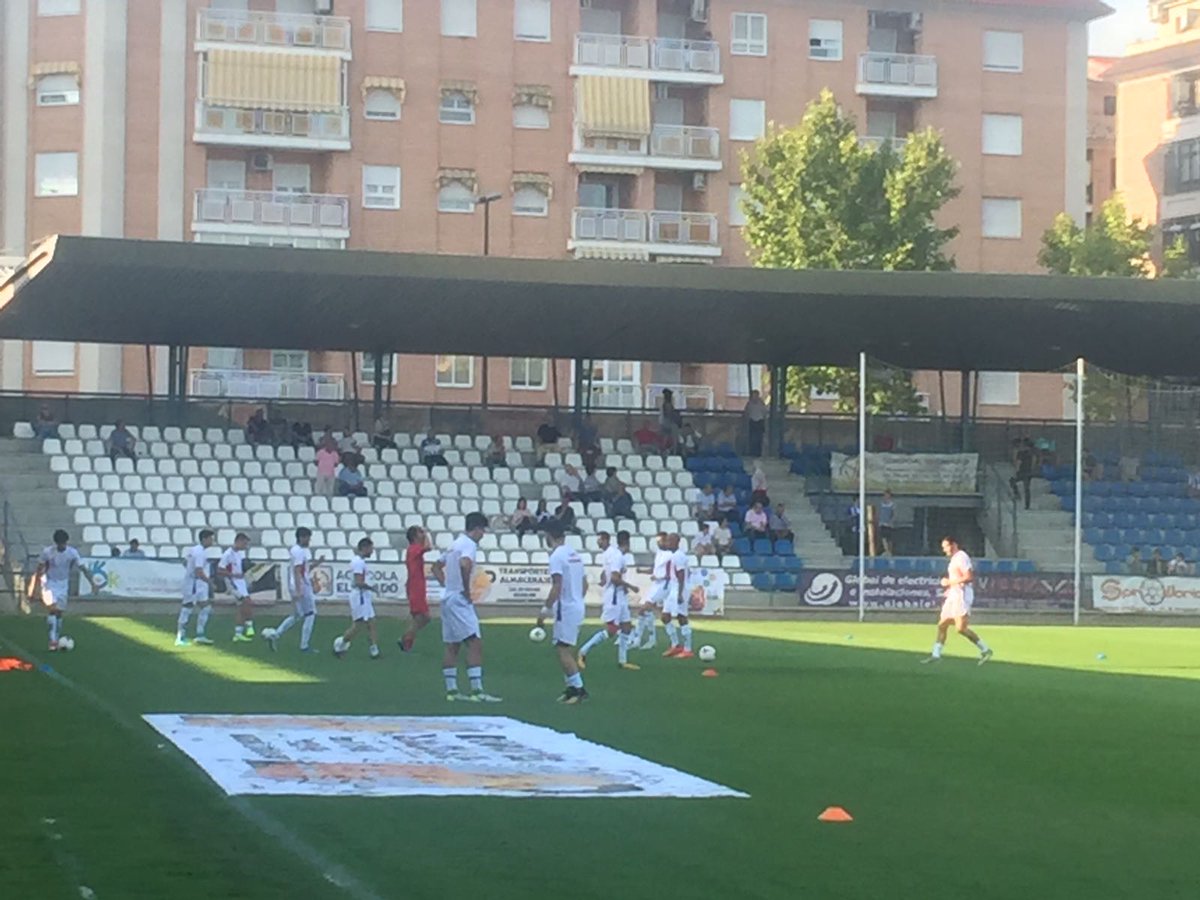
top-left (661, 532), bottom-right (696, 659)
top-left (432, 512), bottom-right (501, 702)
top-left (266, 527), bottom-right (321, 653)
top-left (537, 524), bottom-right (590, 703)
top-left (922, 535), bottom-right (994, 665)
top-left (630, 532), bottom-right (670, 650)
top-left (176, 529), bottom-right (216, 646)
top-left (577, 530), bottom-right (641, 671)
top-left (30, 529), bottom-right (99, 651)
top-left (218, 532), bottom-right (254, 643)
top-left (333, 538), bottom-right (381, 660)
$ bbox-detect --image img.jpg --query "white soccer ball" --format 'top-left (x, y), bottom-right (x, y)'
top-left (698, 645), bottom-right (716, 663)
top-left (261, 627), bottom-right (277, 640)
top-left (57, 636), bottom-right (75, 652)
top-left (529, 626), bottom-right (547, 643)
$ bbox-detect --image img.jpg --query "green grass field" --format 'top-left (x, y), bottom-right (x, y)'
top-left (2, 614), bottom-right (1199, 899)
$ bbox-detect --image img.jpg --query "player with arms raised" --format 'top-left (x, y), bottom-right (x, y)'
top-left (577, 530), bottom-right (640, 671)
top-left (922, 535), bottom-right (993, 665)
top-left (537, 524), bottom-right (590, 703)
top-left (433, 512), bottom-right (500, 702)
top-left (333, 537), bottom-right (380, 660)
top-left (31, 529), bottom-right (99, 651)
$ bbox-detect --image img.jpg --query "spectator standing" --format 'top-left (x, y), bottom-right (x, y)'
top-left (609, 483), bottom-right (636, 522)
top-left (680, 423), bottom-right (703, 457)
top-left (556, 464), bottom-right (582, 502)
top-left (692, 484), bottom-right (717, 521)
top-left (1119, 455), bottom-right (1140, 483)
top-left (536, 418), bottom-right (562, 465)
top-left (768, 503), bottom-right (794, 542)
top-left (750, 463), bottom-right (769, 506)
top-left (1009, 439), bottom-right (1036, 510)
top-left (34, 405), bottom-right (59, 441)
top-left (267, 407), bottom-right (289, 446)
top-left (576, 416), bottom-right (601, 470)
top-left (372, 416), bottom-right (396, 451)
top-left (1168, 552), bottom-right (1194, 576)
top-left (877, 489), bottom-right (896, 556)
top-left (245, 409), bottom-right (271, 446)
top-left (1147, 548), bottom-right (1168, 577)
top-left (659, 389), bottom-right (683, 453)
top-left (845, 499), bottom-right (862, 554)
top-left (336, 459), bottom-right (369, 498)
top-left (511, 498), bottom-right (538, 536)
top-left (744, 501), bottom-right (769, 543)
top-left (106, 420), bottom-right (137, 462)
top-left (1126, 546), bottom-right (1144, 575)
top-left (743, 389), bottom-right (767, 457)
top-left (692, 524), bottom-right (715, 557)
top-left (712, 521), bottom-right (733, 559)
top-left (716, 484), bottom-right (739, 521)
top-left (123, 539), bottom-right (146, 559)
top-left (485, 435), bottom-right (507, 471)
top-left (314, 437), bottom-right (340, 497)
top-left (419, 434), bottom-right (448, 470)
top-left (1082, 448), bottom-right (1100, 481)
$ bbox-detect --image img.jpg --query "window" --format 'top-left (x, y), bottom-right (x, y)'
top-left (366, 0), bottom-right (403, 31)
top-left (272, 351), bottom-right (308, 372)
top-left (586, 360), bottom-right (641, 408)
top-left (361, 353), bottom-right (397, 385)
top-left (727, 364), bottom-right (763, 397)
top-left (510, 357), bottom-right (547, 390)
top-left (983, 30), bottom-right (1023, 72)
top-left (36, 73), bottom-right (79, 107)
top-left (729, 184), bottom-right (747, 227)
top-left (441, 0), bottom-right (477, 37)
top-left (206, 159), bottom-right (246, 190)
top-left (364, 89), bottom-right (402, 121)
top-left (982, 114), bottom-right (1022, 156)
top-left (38, 0), bottom-right (80, 15)
top-left (1171, 71), bottom-right (1200, 117)
top-left (31, 341), bottom-right (75, 376)
top-left (1165, 139), bottom-right (1200, 195)
top-left (1103, 95), bottom-right (1116, 117)
top-left (438, 182), bottom-right (476, 213)
top-left (206, 348), bottom-right (243, 370)
top-left (440, 91), bottom-right (475, 125)
top-left (273, 163), bottom-right (310, 194)
top-left (363, 165), bottom-right (401, 210)
top-left (977, 372), bottom-right (1020, 406)
top-left (732, 13), bottom-right (767, 56)
top-left (981, 198), bottom-right (1022, 239)
top-left (513, 103), bottom-right (550, 129)
top-left (729, 99), bottom-right (766, 141)
top-left (809, 19), bottom-right (843, 60)
top-left (514, 0), bottom-right (550, 41)
top-left (513, 185), bottom-right (549, 217)
top-left (34, 152), bottom-right (78, 197)
top-left (435, 355), bottom-right (474, 388)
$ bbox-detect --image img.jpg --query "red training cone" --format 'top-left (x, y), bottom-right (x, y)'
top-left (818, 807), bottom-right (853, 822)
top-left (701, 668), bottom-right (719, 677)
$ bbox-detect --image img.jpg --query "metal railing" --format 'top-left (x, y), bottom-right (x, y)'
top-left (857, 51), bottom-right (938, 93)
top-left (645, 384), bottom-right (715, 411)
top-left (980, 461), bottom-right (1020, 558)
top-left (571, 208), bottom-right (719, 247)
top-left (193, 189), bottom-right (350, 233)
top-left (586, 384), bottom-right (642, 409)
top-left (574, 33), bottom-right (721, 75)
top-left (196, 8), bottom-right (351, 53)
top-left (189, 369), bottom-right (345, 402)
top-left (649, 124), bottom-right (720, 160)
top-left (195, 101), bottom-right (350, 144)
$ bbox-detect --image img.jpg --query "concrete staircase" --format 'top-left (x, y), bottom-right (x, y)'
top-left (752, 458), bottom-right (848, 570)
top-left (0, 438), bottom-right (72, 567)
top-left (996, 462), bottom-right (1101, 574)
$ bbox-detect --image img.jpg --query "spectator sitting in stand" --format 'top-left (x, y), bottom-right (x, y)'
top-left (692, 523), bottom-right (715, 557)
top-left (768, 503), bottom-right (794, 542)
top-left (1168, 552), bottom-right (1194, 576)
top-left (1126, 546), bottom-right (1144, 575)
top-left (713, 520), bottom-right (733, 558)
top-left (633, 423), bottom-right (663, 454)
top-left (123, 539), bottom-right (146, 559)
top-left (371, 416), bottom-right (396, 451)
top-left (1082, 447), bottom-right (1100, 481)
top-left (290, 420), bottom-right (314, 450)
top-left (716, 484), bottom-right (739, 521)
top-left (511, 498), bottom-right (537, 536)
top-left (609, 483), bottom-right (636, 522)
top-left (680, 423), bottom-right (703, 457)
top-left (692, 484), bottom-right (717, 521)
top-left (485, 435), bottom-right (507, 470)
top-left (1146, 547), bottom-right (1168, 577)
top-left (601, 466), bottom-right (623, 512)
top-left (553, 503), bottom-right (582, 535)
top-left (267, 407), bottom-right (290, 447)
top-left (34, 404), bottom-right (59, 441)
top-left (419, 433), bottom-right (448, 470)
top-left (536, 418), bottom-right (562, 465)
top-left (750, 463), bottom-right (770, 507)
top-left (110, 546), bottom-right (122, 558)
top-left (555, 463), bottom-right (582, 502)
top-left (106, 420), bottom-right (137, 462)
top-left (314, 436), bottom-right (340, 497)
top-left (744, 501), bottom-right (770, 543)
top-left (579, 466), bottom-right (604, 506)
top-left (245, 408), bottom-right (271, 446)
top-left (532, 499), bottom-right (554, 532)
top-left (336, 459), bottom-right (369, 498)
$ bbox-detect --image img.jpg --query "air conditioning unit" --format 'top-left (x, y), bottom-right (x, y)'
top-left (315, 0), bottom-right (333, 12)
top-left (692, 172), bottom-right (707, 191)
top-left (251, 152), bottom-right (273, 172)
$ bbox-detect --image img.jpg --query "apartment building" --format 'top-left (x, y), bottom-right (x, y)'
top-left (1088, 56), bottom-right (1117, 219)
top-left (0, 0), bottom-right (1100, 417)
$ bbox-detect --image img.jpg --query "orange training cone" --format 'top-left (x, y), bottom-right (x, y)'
top-left (818, 807), bottom-right (853, 822)
top-left (701, 668), bottom-right (719, 677)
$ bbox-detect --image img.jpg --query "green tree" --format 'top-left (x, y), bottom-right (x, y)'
top-left (739, 90), bottom-right (960, 412)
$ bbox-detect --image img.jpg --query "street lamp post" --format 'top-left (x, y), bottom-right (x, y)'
top-left (475, 192), bottom-right (503, 410)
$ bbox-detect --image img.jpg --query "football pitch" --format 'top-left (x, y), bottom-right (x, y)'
top-left (2, 615), bottom-right (1199, 900)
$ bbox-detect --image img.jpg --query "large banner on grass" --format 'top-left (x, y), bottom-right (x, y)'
top-left (798, 569), bottom-right (1074, 611)
top-left (77, 557), bottom-right (278, 602)
top-left (831, 452), bottom-right (979, 494)
top-left (1092, 575), bottom-right (1200, 613)
top-left (144, 713), bottom-right (748, 799)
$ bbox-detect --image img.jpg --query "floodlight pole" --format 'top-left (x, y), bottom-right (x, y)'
top-left (1074, 357), bottom-right (1084, 626)
top-left (858, 351), bottom-right (867, 623)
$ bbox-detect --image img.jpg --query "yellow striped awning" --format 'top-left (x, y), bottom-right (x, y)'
top-left (576, 163), bottom-right (644, 176)
top-left (441, 80), bottom-right (478, 104)
top-left (438, 168), bottom-right (478, 191)
top-left (31, 60), bottom-right (80, 77)
top-left (577, 76), bottom-right (650, 139)
top-left (361, 76), bottom-right (406, 103)
top-left (205, 49), bottom-right (341, 112)
top-left (574, 247), bottom-right (651, 262)
top-left (512, 172), bottom-right (553, 199)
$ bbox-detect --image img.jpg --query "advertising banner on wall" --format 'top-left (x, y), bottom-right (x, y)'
top-left (77, 557), bottom-right (278, 602)
top-left (797, 569), bottom-right (1074, 611)
top-left (1092, 575), bottom-right (1200, 613)
top-left (830, 452), bottom-right (979, 494)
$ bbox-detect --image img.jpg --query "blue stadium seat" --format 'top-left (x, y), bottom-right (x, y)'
top-left (762, 557), bottom-right (787, 574)
top-left (1015, 560), bottom-right (1035, 573)
top-left (752, 573), bottom-right (773, 592)
top-left (1083, 527), bottom-right (1103, 544)
top-left (1094, 545), bottom-right (1115, 562)
top-left (892, 558), bottom-right (914, 572)
top-left (975, 559), bottom-right (994, 574)
top-left (774, 574), bottom-right (798, 592)
top-left (996, 560), bottom-right (1015, 573)
top-left (732, 537), bottom-right (752, 556)
top-left (741, 555), bottom-right (765, 574)
top-left (780, 556), bottom-right (804, 574)
top-left (773, 540), bottom-right (794, 556)
top-left (1104, 561), bottom-right (1124, 574)
top-left (752, 538), bottom-right (773, 556)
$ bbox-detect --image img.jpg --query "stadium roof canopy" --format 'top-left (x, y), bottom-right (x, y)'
top-left (1, 235), bottom-right (1198, 377)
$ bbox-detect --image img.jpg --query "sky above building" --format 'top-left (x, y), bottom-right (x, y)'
top-left (1089, 0), bottom-right (1157, 55)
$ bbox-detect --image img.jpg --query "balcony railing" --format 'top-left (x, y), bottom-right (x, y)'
top-left (859, 135), bottom-right (908, 152)
top-left (650, 124), bottom-right (720, 161)
top-left (572, 208), bottom-right (720, 248)
top-left (573, 33), bottom-right (721, 77)
top-left (645, 384), bottom-right (715, 411)
top-left (194, 101), bottom-right (350, 149)
top-left (190, 369), bottom-right (345, 401)
top-left (575, 124), bottom-right (721, 168)
top-left (193, 189), bottom-right (350, 234)
top-left (856, 52), bottom-right (938, 98)
top-left (196, 8), bottom-right (351, 54)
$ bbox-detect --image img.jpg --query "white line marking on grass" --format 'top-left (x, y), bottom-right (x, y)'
top-left (0, 633), bottom-right (386, 900)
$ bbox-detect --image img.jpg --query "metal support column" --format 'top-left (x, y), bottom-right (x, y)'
top-left (372, 352), bottom-right (384, 423)
top-left (959, 369), bottom-right (972, 452)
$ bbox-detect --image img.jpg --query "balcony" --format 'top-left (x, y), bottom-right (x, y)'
top-left (194, 101), bottom-right (350, 151)
top-left (571, 33), bottom-right (722, 84)
top-left (570, 124), bottom-right (722, 172)
top-left (859, 135), bottom-right (908, 152)
top-left (196, 8), bottom-right (351, 56)
top-left (856, 52), bottom-right (938, 99)
top-left (569, 208), bottom-right (721, 259)
top-left (190, 368), bottom-right (345, 401)
top-left (192, 189), bottom-right (350, 240)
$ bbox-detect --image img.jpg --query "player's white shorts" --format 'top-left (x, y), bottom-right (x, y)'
top-left (939, 588), bottom-right (972, 621)
top-left (42, 579), bottom-right (69, 611)
top-left (553, 601), bottom-right (586, 647)
top-left (600, 586), bottom-right (632, 626)
top-left (441, 593), bottom-right (480, 644)
top-left (228, 578), bottom-right (249, 600)
top-left (291, 583), bottom-right (316, 616)
top-left (182, 577), bottom-right (210, 604)
top-left (648, 581), bottom-right (670, 607)
top-left (350, 587), bottom-right (375, 622)
top-left (662, 590), bottom-right (688, 618)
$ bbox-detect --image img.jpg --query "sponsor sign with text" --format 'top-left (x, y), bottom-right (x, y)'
top-left (798, 569), bottom-right (1074, 611)
top-left (1092, 575), bottom-right (1200, 613)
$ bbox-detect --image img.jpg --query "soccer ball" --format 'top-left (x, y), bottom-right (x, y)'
top-left (529, 626), bottom-right (547, 643)
top-left (261, 627), bottom-right (277, 641)
top-left (698, 645), bottom-right (716, 662)
top-left (57, 636), bottom-right (75, 652)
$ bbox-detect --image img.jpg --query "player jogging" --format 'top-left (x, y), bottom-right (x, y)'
top-left (630, 531), bottom-right (670, 650)
top-left (537, 524), bottom-right (590, 703)
top-left (176, 529), bottom-right (216, 646)
top-left (432, 512), bottom-right (500, 702)
top-left (398, 525), bottom-right (432, 652)
top-left (661, 533), bottom-right (695, 659)
top-left (922, 535), bottom-right (994, 666)
top-left (577, 530), bottom-right (640, 671)
top-left (31, 529), bottom-right (99, 651)
top-left (266, 527), bottom-right (321, 653)
top-left (333, 538), bottom-right (381, 660)
top-left (218, 533), bottom-right (254, 643)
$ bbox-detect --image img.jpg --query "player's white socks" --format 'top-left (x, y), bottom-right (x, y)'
top-left (275, 614), bottom-right (296, 636)
top-left (443, 667), bottom-right (459, 692)
top-left (176, 605), bottom-right (192, 638)
top-left (617, 633), bottom-right (629, 665)
top-left (196, 605), bottom-right (211, 637)
top-left (300, 613), bottom-right (315, 649)
top-left (640, 613), bottom-right (658, 648)
top-left (665, 622), bottom-right (681, 648)
top-left (47, 615), bottom-right (59, 644)
top-left (566, 672), bottom-right (584, 690)
top-left (932, 641), bottom-right (944, 659)
top-left (976, 639), bottom-right (991, 655)
top-left (579, 629), bottom-right (608, 657)
top-left (467, 666), bottom-right (483, 692)
top-left (681, 624), bottom-right (693, 651)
